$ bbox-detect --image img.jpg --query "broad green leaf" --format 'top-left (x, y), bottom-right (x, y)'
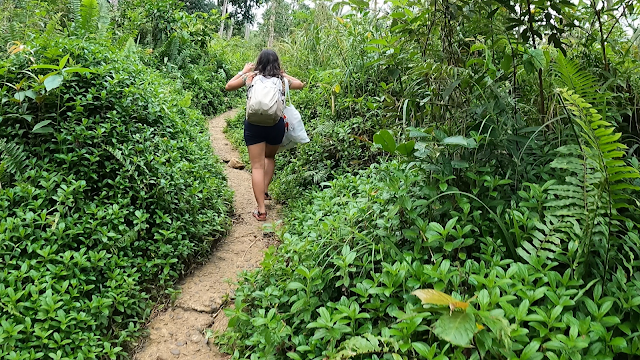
top-left (24, 90), bottom-right (36, 100)
top-left (470, 43), bottom-right (486, 52)
top-left (368, 38), bottom-right (387, 46)
top-left (286, 282), bottom-right (305, 290)
top-left (432, 311), bottom-right (476, 347)
top-left (442, 135), bottom-right (477, 148)
top-left (411, 342), bottom-right (432, 357)
top-left (373, 129), bottom-right (396, 153)
top-left (32, 120), bottom-right (54, 134)
top-left (528, 49), bottom-right (546, 71)
top-left (543, 340), bottom-right (565, 350)
top-left (451, 160), bottom-right (469, 168)
top-left (62, 67), bottom-right (94, 74)
top-left (501, 52), bottom-right (513, 72)
top-left (520, 339), bottom-right (541, 360)
top-left (14, 91), bottom-right (28, 101)
top-left (396, 140), bottom-right (415, 156)
top-left (30, 64), bottom-right (59, 70)
top-left (59, 54), bottom-right (70, 69)
top-left (44, 74), bottom-right (64, 91)
top-left (609, 337), bottom-right (626, 347)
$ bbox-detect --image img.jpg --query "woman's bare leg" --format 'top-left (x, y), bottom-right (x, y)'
top-left (248, 142), bottom-right (267, 213)
top-left (264, 144), bottom-right (280, 195)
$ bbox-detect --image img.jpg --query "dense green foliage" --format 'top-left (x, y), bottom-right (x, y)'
top-left (3, 0), bottom-right (640, 359)
top-left (220, 0), bottom-right (640, 359)
top-left (0, 0), bottom-right (238, 358)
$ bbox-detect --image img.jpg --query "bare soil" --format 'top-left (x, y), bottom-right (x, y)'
top-left (133, 109), bottom-right (279, 360)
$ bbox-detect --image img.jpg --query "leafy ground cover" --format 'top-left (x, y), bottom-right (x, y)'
top-left (2, 0), bottom-right (640, 359)
top-left (0, 1), bottom-right (239, 358)
top-left (218, 1), bottom-right (640, 359)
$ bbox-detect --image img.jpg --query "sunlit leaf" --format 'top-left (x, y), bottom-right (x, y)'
top-left (442, 135), bottom-right (477, 148)
top-left (412, 289), bottom-right (469, 311)
top-left (44, 74), bottom-right (64, 91)
top-left (59, 54), bottom-right (70, 69)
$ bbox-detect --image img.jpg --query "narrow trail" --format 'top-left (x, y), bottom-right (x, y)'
top-left (134, 109), bottom-right (279, 360)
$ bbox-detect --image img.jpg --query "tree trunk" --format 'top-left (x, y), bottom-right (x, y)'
top-left (526, 0), bottom-right (545, 116)
top-left (227, 18), bottom-right (233, 39)
top-left (267, 0), bottom-right (276, 47)
top-left (218, 0), bottom-right (228, 37)
top-left (595, 7), bottom-right (610, 72)
top-left (245, 23), bottom-right (250, 40)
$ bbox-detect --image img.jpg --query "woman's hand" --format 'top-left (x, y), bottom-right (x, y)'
top-left (245, 72), bottom-right (257, 85)
top-left (226, 63), bottom-right (255, 91)
top-left (242, 62), bottom-right (255, 74)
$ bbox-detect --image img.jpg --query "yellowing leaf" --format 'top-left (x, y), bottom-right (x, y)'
top-left (476, 323), bottom-right (484, 331)
top-left (333, 84), bottom-right (341, 94)
top-left (411, 289), bottom-right (469, 312)
top-left (336, 17), bottom-right (344, 24)
top-left (8, 41), bottom-right (27, 55)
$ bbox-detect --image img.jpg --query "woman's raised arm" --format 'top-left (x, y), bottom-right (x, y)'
top-left (225, 63), bottom-right (255, 91)
top-left (282, 72), bottom-right (305, 90)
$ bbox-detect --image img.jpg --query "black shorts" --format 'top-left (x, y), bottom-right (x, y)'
top-left (244, 118), bottom-right (285, 146)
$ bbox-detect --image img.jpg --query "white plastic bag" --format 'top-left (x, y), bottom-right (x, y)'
top-left (279, 88), bottom-right (309, 152)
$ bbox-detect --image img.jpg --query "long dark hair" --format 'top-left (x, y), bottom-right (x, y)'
top-left (254, 49), bottom-right (282, 78)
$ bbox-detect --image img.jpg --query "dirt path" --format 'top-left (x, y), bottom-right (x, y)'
top-left (134, 109), bottom-right (278, 360)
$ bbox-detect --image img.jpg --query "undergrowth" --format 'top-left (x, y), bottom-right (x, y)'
top-left (0, 36), bottom-right (232, 359)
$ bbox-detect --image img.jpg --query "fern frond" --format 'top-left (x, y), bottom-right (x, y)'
top-left (97, 0), bottom-right (111, 32)
top-left (550, 88), bottom-right (640, 277)
top-left (553, 53), bottom-right (606, 116)
top-left (69, 0), bottom-right (81, 20)
top-left (78, 0), bottom-right (99, 34)
top-left (334, 334), bottom-right (400, 360)
top-left (0, 139), bottom-right (28, 186)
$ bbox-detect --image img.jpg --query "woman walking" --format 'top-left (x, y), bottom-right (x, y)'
top-left (225, 49), bottom-right (305, 221)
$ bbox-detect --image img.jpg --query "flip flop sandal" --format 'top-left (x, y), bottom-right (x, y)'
top-left (264, 192), bottom-right (272, 200)
top-left (253, 210), bottom-right (267, 221)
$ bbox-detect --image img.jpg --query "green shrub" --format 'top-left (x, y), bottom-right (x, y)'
top-left (218, 160), bottom-right (640, 360)
top-left (138, 8), bottom-right (242, 116)
top-left (0, 37), bottom-right (232, 359)
top-left (225, 87), bottom-right (380, 202)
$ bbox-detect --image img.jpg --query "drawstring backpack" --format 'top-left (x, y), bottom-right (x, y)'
top-left (246, 75), bottom-right (288, 126)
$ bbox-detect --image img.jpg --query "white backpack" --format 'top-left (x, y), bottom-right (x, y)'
top-left (246, 75), bottom-right (288, 126)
